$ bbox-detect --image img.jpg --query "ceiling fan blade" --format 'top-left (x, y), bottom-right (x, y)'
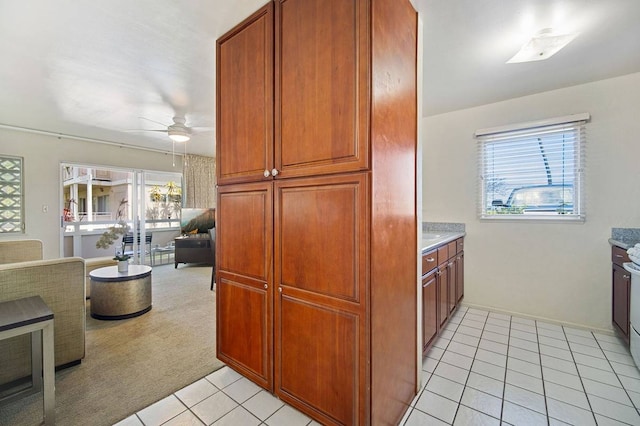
top-left (138, 116), bottom-right (169, 127)
top-left (124, 129), bottom-right (168, 133)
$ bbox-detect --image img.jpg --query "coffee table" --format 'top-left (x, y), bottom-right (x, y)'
top-left (89, 265), bottom-right (152, 320)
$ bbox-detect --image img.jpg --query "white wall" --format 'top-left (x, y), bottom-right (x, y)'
top-left (0, 128), bottom-right (183, 259)
top-left (423, 72), bottom-right (640, 331)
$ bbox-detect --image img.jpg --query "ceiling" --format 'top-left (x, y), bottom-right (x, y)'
top-left (0, 0), bottom-right (638, 157)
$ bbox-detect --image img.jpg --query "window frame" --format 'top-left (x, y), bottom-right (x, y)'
top-left (476, 114), bottom-right (588, 222)
top-left (0, 155), bottom-right (24, 234)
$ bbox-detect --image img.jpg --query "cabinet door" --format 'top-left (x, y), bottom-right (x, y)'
top-left (275, 0), bottom-right (369, 178)
top-left (438, 265), bottom-right (449, 328)
top-left (612, 263), bottom-right (630, 342)
top-left (274, 173), bottom-right (368, 425)
top-left (448, 257), bottom-right (456, 314)
top-left (422, 271), bottom-right (438, 355)
top-left (216, 182), bottom-right (273, 389)
top-left (217, 4), bottom-right (274, 185)
top-left (456, 252), bottom-right (464, 303)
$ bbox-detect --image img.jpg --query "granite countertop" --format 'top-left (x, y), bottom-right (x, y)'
top-left (609, 228), bottom-right (640, 250)
top-left (421, 231), bottom-right (465, 253)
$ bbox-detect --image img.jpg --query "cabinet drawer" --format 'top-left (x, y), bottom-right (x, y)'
top-left (437, 245), bottom-right (449, 265)
top-left (422, 250), bottom-right (437, 275)
top-left (447, 241), bottom-right (457, 259)
top-left (612, 246), bottom-right (630, 266)
top-left (456, 238), bottom-right (464, 253)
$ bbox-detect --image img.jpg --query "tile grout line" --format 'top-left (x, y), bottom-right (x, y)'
top-left (534, 319), bottom-right (551, 426)
top-left (499, 313), bottom-right (513, 425)
top-left (561, 325), bottom-right (598, 425)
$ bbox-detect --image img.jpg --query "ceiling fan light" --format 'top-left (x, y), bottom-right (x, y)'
top-left (168, 129), bottom-right (190, 143)
top-left (507, 28), bottom-right (578, 64)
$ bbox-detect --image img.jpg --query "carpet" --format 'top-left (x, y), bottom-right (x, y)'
top-left (0, 263), bottom-right (224, 426)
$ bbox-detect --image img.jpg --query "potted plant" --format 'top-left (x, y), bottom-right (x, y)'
top-left (114, 248), bottom-right (131, 273)
top-left (96, 198), bottom-right (131, 272)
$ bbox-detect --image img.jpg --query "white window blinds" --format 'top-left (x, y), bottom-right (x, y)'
top-left (476, 114), bottom-right (588, 221)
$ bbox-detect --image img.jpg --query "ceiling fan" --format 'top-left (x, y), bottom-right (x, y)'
top-left (130, 116), bottom-right (213, 143)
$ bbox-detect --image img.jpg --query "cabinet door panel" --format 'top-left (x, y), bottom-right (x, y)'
top-left (422, 272), bottom-right (437, 354)
top-left (612, 263), bottom-right (630, 341)
top-left (456, 252), bottom-right (464, 303)
top-left (448, 257), bottom-right (456, 314)
top-left (438, 266), bottom-right (448, 328)
top-left (276, 292), bottom-right (360, 425)
top-left (275, 174), bottom-right (367, 303)
top-left (275, 0), bottom-right (369, 178)
top-left (217, 4), bottom-right (274, 184)
top-left (217, 182), bottom-right (273, 388)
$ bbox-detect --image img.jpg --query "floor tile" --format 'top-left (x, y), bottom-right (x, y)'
top-left (460, 387), bottom-right (502, 419)
top-left (434, 360), bottom-right (470, 385)
top-left (510, 329), bottom-right (537, 343)
top-left (508, 346), bottom-right (540, 365)
top-left (542, 368), bottom-right (584, 391)
top-left (482, 330), bottom-right (509, 345)
top-left (427, 346), bottom-right (445, 360)
top-left (404, 408), bottom-right (449, 425)
top-left (546, 397), bottom-right (596, 426)
top-left (508, 337), bottom-right (538, 353)
top-left (476, 348), bottom-right (507, 367)
top-left (582, 378), bottom-right (633, 406)
top-left (164, 410), bottom-right (206, 426)
top-left (222, 377), bottom-right (262, 404)
top-left (423, 355), bottom-right (439, 373)
top-left (501, 401), bottom-right (547, 426)
top-left (484, 324), bottom-right (510, 336)
top-left (191, 391), bottom-right (239, 425)
top-left (512, 316), bottom-right (536, 326)
top-left (441, 329), bottom-right (455, 340)
top-left (471, 359), bottom-right (506, 382)
top-left (628, 389), bottom-right (640, 407)
top-left (538, 335), bottom-right (569, 350)
top-left (563, 326), bottom-right (593, 338)
top-left (593, 332), bottom-right (624, 344)
top-left (415, 390), bottom-right (459, 423)
top-left (175, 378), bottom-right (219, 408)
top-left (544, 381), bottom-right (590, 410)
top-left (486, 317), bottom-right (510, 329)
top-left (604, 350), bottom-right (635, 366)
top-left (504, 384), bottom-right (546, 414)
top-left (448, 315), bottom-right (463, 325)
top-left (510, 322), bottom-right (537, 334)
top-left (569, 342), bottom-right (605, 359)
top-left (576, 364), bottom-right (621, 387)
top-left (243, 390), bottom-right (285, 421)
top-left (447, 340), bottom-right (478, 358)
top-left (458, 325), bottom-right (483, 338)
top-left (594, 413), bottom-right (634, 426)
top-left (136, 395), bottom-right (187, 426)
top-left (434, 336), bottom-right (451, 350)
top-left (566, 333), bottom-right (598, 348)
top-left (452, 332), bottom-right (480, 347)
top-left (454, 404), bottom-right (500, 425)
top-left (467, 308), bottom-right (489, 317)
top-left (536, 327), bottom-right (566, 340)
top-left (113, 415), bottom-right (144, 426)
top-left (212, 406), bottom-right (260, 426)
top-left (479, 338), bottom-right (509, 355)
top-left (505, 369), bottom-right (544, 395)
top-left (599, 340), bottom-right (632, 355)
top-left (265, 405), bottom-right (310, 426)
top-left (461, 318), bottom-right (486, 330)
top-left (618, 375), bottom-right (640, 393)
top-left (541, 354), bottom-right (579, 375)
top-left (572, 352), bottom-right (613, 371)
top-left (206, 367), bottom-right (243, 389)
top-left (507, 357), bottom-right (542, 379)
top-left (587, 394), bottom-right (640, 425)
top-left (610, 360), bottom-right (640, 379)
top-left (426, 374), bottom-right (464, 402)
top-left (539, 344), bottom-right (573, 362)
top-left (464, 314), bottom-right (488, 325)
top-left (441, 350), bottom-right (474, 370)
top-left (466, 372), bottom-right (504, 398)
top-left (536, 321), bottom-right (564, 332)
top-left (488, 312), bottom-right (510, 321)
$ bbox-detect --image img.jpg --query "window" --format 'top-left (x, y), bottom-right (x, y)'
top-left (0, 155), bottom-right (24, 233)
top-left (477, 114), bottom-right (588, 221)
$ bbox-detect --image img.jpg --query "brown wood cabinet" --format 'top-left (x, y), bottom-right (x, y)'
top-left (612, 245), bottom-right (631, 344)
top-left (216, 0), bottom-right (418, 424)
top-left (422, 237), bottom-right (464, 356)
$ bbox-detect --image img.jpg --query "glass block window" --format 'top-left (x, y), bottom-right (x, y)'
top-left (0, 155), bottom-right (24, 233)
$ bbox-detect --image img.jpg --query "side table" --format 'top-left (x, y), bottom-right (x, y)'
top-left (0, 296), bottom-right (55, 425)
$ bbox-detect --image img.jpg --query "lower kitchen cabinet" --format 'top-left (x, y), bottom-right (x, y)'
top-left (612, 245), bottom-right (631, 344)
top-left (422, 271), bottom-right (438, 354)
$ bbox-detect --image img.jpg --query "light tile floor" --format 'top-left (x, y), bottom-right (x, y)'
top-left (115, 306), bottom-right (640, 425)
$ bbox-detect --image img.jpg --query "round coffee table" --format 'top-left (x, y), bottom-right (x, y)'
top-left (89, 265), bottom-right (152, 320)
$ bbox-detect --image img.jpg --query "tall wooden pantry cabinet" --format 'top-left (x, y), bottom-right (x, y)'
top-left (215, 1), bottom-right (418, 424)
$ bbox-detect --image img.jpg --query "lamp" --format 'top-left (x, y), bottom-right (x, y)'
top-left (168, 128), bottom-right (190, 143)
top-left (507, 28), bottom-right (578, 64)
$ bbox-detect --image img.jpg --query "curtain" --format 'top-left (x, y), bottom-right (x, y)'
top-left (183, 154), bottom-right (216, 208)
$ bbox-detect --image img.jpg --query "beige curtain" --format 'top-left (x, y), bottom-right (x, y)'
top-left (183, 154), bottom-right (216, 208)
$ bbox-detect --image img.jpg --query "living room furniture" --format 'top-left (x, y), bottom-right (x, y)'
top-left (0, 296), bottom-right (55, 425)
top-left (85, 256), bottom-right (118, 299)
top-left (151, 245), bottom-right (175, 266)
top-left (90, 265), bottom-right (153, 320)
top-left (174, 234), bottom-right (214, 268)
top-left (0, 240), bottom-right (85, 386)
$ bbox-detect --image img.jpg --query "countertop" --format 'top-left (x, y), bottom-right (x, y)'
top-left (610, 228), bottom-right (640, 249)
top-left (609, 238), bottom-right (638, 250)
top-left (421, 232), bottom-right (465, 253)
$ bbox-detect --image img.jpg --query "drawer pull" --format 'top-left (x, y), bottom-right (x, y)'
top-left (448, 262), bottom-right (453, 267)
top-left (624, 275), bottom-right (630, 279)
top-left (616, 254), bottom-right (624, 258)
top-left (426, 257), bottom-right (435, 262)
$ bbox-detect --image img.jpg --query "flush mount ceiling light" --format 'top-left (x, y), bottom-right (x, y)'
top-left (167, 127), bottom-right (190, 143)
top-left (507, 28), bottom-right (579, 64)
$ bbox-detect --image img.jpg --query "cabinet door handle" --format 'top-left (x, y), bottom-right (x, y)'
top-left (271, 168), bottom-right (279, 177)
top-left (264, 284), bottom-right (268, 289)
top-left (279, 287), bottom-right (282, 293)
top-left (263, 169), bottom-right (271, 178)
top-left (615, 254), bottom-right (624, 258)
top-left (624, 275), bottom-right (630, 279)
top-left (448, 262), bottom-right (453, 268)
top-left (426, 257), bottom-right (435, 262)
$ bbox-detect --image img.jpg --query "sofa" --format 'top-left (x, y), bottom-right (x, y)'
top-left (0, 239), bottom-right (85, 385)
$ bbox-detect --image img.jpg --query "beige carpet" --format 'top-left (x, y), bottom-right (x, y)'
top-left (0, 263), bottom-right (224, 426)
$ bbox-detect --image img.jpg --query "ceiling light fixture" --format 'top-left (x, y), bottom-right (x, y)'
top-left (168, 128), bottom-right (190, 143)
top-left (507, 28), bottom-right (578, 64)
